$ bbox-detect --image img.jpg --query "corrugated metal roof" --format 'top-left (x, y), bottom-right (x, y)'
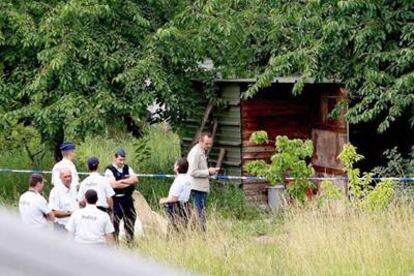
top-left (214, 77), bottom-right (339, 84)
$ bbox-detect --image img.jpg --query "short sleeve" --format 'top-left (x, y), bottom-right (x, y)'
top-left (105, 179), bottom-right (115, 197)
top-left (51, 165), bottom-right (61, 187)
top-left (38, 196), bottom-right (51, 215)
top-left (128, 167), bottom-right (136, 176)
top-left (168, 178), bottom-right (183, 198)
top-left (77, 183), bottom-right (85, 202)
top-left (65, 214), bottom-right (75, 232)
top-left (104, 169), bottom-right (115, 180)
top-left (48, 188), bottom-right (60, 210)
top-left (104, 215), bottom-right (115, 234)
top-left (71, 166), bottom-right (80, 186)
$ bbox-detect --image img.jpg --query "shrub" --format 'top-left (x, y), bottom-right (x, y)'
top-left (245, 133), bottom-right (315, 204)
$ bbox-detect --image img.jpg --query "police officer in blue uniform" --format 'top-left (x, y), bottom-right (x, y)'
top-left (104, 149), bottom-right (138, 243)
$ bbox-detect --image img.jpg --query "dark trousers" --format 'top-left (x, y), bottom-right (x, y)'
top-left (113, 196), bottom-right (136, 243)
top-left (165, 202), bottom-right (190, 233)
top-left (191, 190), bottom-right (207, 231)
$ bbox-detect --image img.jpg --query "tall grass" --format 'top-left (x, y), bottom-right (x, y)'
top-left (136, 202), bottom-right (414, 275)
top-left (0, 151), bottom-right (53, 206)
top-left (280, 204), bottom-right (414, 275)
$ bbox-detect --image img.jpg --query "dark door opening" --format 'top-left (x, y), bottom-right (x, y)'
top-left (349, 113), bottom-right (414, 173)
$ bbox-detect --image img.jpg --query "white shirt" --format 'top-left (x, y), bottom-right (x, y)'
top-left (19, 190), bottom-right (51, 229)
top-left (77, 172), bottom-right (115, 208)
top-left (168, 174), bottom-right (192, 203)
top-left (49, 185), bottom-right (77, 226)
top-left (65, 205), bottom-right (114, 244)
top-left (104, 164), bottom-right (136, 181)
top-left (51, 159), bottom-right (80, 199)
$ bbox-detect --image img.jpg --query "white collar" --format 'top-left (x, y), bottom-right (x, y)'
top-left (112, 164), bottom-right (124, 170)
top-left (85, 204), bottom-right (98, 210)
top-left (28, 188), bottom-right (39, 194)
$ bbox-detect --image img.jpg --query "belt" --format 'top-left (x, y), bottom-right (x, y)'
top-left (97, 206), bottom-right (111, 213)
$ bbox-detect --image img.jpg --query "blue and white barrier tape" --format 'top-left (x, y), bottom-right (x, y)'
top-left (0, 168), bottom-right (414, 182)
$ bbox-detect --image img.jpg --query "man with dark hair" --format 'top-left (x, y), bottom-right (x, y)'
top-left (66, 189), bottom-right (115, 244)
top-left (187, 132), bottom-right (219, 231)
top-left (104, 148), bottom-right (138, 243)
top-left (19, 174), bottom-right (54, 229)
top-left (51, 142), bottom-right (79, 199)
top-left (159, 158), bottom-right (192, 232)
top-left (49, 168), bottom-right (77, 231)
top-left (78, 157), bottom-right (115, 213)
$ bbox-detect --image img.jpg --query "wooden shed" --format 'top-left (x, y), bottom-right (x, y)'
top-left (180, 78), bottom-right (348, 203)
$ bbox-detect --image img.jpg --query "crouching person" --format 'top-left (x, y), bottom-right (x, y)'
top-left (66, 189), bottom-right (114, 245)
top-left (159, 158), bottom-right (192, 233)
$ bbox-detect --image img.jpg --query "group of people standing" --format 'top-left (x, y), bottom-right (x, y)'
top-left (18, 131), bottom-right (219, 245)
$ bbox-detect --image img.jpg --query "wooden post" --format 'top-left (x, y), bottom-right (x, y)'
top-left (191, 103), bottom-right (213, 147)
top-left (216, 148), bottom-right (226, 169)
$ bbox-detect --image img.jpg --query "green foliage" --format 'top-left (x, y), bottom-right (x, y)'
top-left (245, 132), bottom-right (314, 204)
top-left (318, 180), bottom-right (344, 202)
top-left (249, 130), bottom-right (268, 144)
top-left (361, 180), bottom-right (394, 212)
top-left (0, 122), bottom-right (47, 167)
top-left (338, 143), bottom-right (396, 211)
top-left (338, 143), bottom-right (373, 200)
top-left (209, 181), bottom-right (261, 220)
top-left (240, 1), bottom-right (414, 133)
top-left (373, 146), bottom-right (414, 177)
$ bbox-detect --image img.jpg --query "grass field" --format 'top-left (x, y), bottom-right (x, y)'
top-left (136, 203), bottom-right (414, 275)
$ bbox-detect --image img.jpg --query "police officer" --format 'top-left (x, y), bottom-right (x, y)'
top-left (104, 148), bottom-right (138, 243)
top-left (78, 157), bottom-right (115, 213)
top-left (66, 189), bottom-right (115, 245)
top-left (51, 142), bottom-right (80, 199)
top-left (19, 174), bottom-right (55, 229)
top-left (49, 168), bottom-right (77, 231)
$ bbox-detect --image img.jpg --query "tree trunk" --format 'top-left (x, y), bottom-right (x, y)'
top-left (124, 115), bottom-right (144, 138)
top-left (52, 128), bottom-right (65, 163)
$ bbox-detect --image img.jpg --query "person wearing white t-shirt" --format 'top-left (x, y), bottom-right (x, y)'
top-left (49, 168), bottom-right (77, 231)
top-left (51, 142), bottom-right (80, 199)
top-left (159, 158), bottom-right (192, 232)
top-left (78, 157), bottom-right (115, 213)
top-left (66, 189), bottom-right (115, 244)
top-left (19, 174), bottom-right (54, 229)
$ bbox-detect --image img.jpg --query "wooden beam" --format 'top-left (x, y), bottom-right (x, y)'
top-left (191, 102), bottom-right (213, 147)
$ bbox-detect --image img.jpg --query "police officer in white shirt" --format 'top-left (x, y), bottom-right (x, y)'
top-left (49, 167), bottom-right (77, 231)
top-left (66, 189), bottom-right (115, 244)
top-left (19, 174), bottom-right (54, 229)
top-left (51, 142), bottom-right (80, 199)
top-left (78, 157), bottom-right (115, 213)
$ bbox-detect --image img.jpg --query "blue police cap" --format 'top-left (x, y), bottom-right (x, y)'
top-left (87, 156), bottom-right (99, 168)
top-left (60, 142), bottom-right (76, 151)
top-left (115, 148), bottom-right (126, 157)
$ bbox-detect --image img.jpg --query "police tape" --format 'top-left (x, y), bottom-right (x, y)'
top-left (1, 167), bottom-right (414, 182)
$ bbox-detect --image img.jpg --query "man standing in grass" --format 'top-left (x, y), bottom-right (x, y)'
top-left (78, 157), bottom-right (115, 213)
top-left (19, 174), bottom-right (55, 229)
top-left (105, 148), bottom-right (138, 243)
top-left (51, 142), bottom-right (80, 199)
top-left (187, 132), bottom-right (219, 231)
top-left (49, 168), bottom-right (77, 231)
top-left (66, 189), bottom-right (114, 245)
